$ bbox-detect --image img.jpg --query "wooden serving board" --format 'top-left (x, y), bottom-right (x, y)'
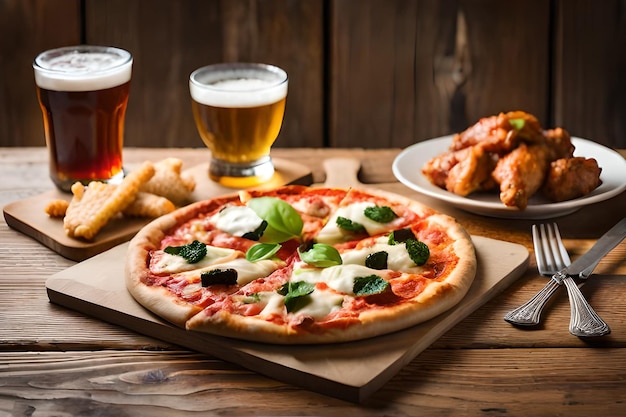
top-left (3, 158), bottom-right (312, 261)
top-left (45, 235), bottom-right (529, 403)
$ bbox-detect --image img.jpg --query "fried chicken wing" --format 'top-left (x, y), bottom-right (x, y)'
top-left (421, 146), bottom-right (497, 196)
top-left (542, 157), bottom-right (602, 202)
top-left (421, 149), bottom-right (463, 189)
top-left (491, 143), bottom-right (551, 209)
top-left (420, 110), bottom-right (600, 210)
top-left (543, 127), bottom-right (575, 160)
top-left (449, 112), bottom-right (515, 153)
top-left (444, 146), bottom-right (497, 196)
top-left (450, 111), bottom-right (544, 154)
top-left (505, 110), bottom-right (545, 145)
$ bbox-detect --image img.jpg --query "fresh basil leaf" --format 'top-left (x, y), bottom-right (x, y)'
top-left (247, 197), bottom-right (303, 243)
top-left (405, 239), bottom-right (430, 266)
top-left (336, 216), bottom-right (366, 232)
top-left (164, 240), bottom-right (207, 264)
top-left (298, 243), bottom-right (343, 268)
top-left (241, 220), bottom-right (268, 241)
top-left (388, 228), bottom-right (417, 245)
top-left (246, 242), bottom-right (281, 262)
top-left (365, 251), bottom-right (388, 270)
top-left (364, 205), bottom-right (397, 223)
top-left (278, 281), bottom-right (315, 313)
top-left (387, 228), bottom-right (429, 265)
top-left (353, 274), bottom-right (389, 296)
top-left (509, 118), bottom-right (525, 130)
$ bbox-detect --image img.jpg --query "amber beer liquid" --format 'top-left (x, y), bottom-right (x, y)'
top-left (189, 63), bottom-right (288, 188)
top-left (33, 46), bottom-right (132, 192)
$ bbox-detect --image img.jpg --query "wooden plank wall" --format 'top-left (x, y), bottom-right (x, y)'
top-left (1, 0), bottom-right (624, 150)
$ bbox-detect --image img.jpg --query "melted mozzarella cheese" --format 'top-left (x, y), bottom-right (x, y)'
top-left (182, 281), bottom-right (202, 297)
top-left (174, 258), bottom-right (280, 286)
top-left (152, 245), bottom-right (239, 274)
top-left (259, 287), bottom-right (343, 320)
top-left (210, 205), bottom-right (263, 236)
top-left (288, 235), bottom-right (423, 297)
top-left (316, 202), bottom-right (398, 244)
top-left (340, 236), bottom-right (419, 272)
top-left (295, 288), bottom-right (344, 319)
top-left (259, 292), bottom-right (286, 316)
top-left (211, 258), bottom-right (279, 286)
top-left (293, 262), bottom-right (382, 295)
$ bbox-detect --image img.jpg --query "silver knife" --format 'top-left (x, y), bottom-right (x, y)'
top-left (552, 217), bottom-right (626, 283)
top-left (551, 217), bottom-right (626, 337)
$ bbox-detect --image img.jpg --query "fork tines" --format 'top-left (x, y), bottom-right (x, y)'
top-left (532, 223), bottom-right (571, 276)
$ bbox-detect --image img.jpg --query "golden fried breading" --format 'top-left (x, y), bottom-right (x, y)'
top-left (449, 111), bottom-right (544, 154)
top-left (444, 146), bottom-right (497, 196)
top-left (504, 110), bottom-right (545, 145)
top-left (64, 161), bottom-right (155, 240)
top-left (542, 157), bottom-right (602, 202)
top-left (421, 150), bottom-right (463, 189)
top-left (543, 127), bottom-right (575, 160)
top-left (422, 146), bottom-right (497, 195)
top-left (421, 111), bottom-right (601, 209)
top-left (123, 191), bottom-right (176, 217)
top-left (492, 143), bottom-right (551, 209)
top-left (64, 181), bottom-right (116, 239)
top-left (139, 158), bottom-right (196, 206)
top-left (449, 112), bottom-right (514, 153)
top-left (50, 187), bottom-right (174, 223)
top-left (44, 199), bottom-right (70, 218)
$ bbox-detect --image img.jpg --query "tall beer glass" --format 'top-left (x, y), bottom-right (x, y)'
top-left (189, 63), bottom-right (288, 188)
top-left (33, 45), bottom-right (133, 192)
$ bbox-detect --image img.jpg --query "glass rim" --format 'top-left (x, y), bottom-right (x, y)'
top-left (189, 62), bottom-right (288, 92)
top-left (33, 45), bottom-right (133, 77)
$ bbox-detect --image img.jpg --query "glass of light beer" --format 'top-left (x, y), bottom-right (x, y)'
top-left (33, 45), bottom-right (133, 192)
top-left (189, 63), bottom-right (288, 188)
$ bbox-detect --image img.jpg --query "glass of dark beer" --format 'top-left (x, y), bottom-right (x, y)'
top-left (189, 63), bottom-right (288, 188)
top-left (33, 45), bottom-right (133, 192)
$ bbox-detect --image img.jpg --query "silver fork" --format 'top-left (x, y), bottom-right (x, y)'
top-left (504, 223), bottom-right (610, 337)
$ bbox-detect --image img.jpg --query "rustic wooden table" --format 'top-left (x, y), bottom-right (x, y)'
top-left (1, 146), bottom-right (625, 416)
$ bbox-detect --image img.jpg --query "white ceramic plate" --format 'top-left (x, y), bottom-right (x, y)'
top-left (392, 136), bottom-right (626, 219)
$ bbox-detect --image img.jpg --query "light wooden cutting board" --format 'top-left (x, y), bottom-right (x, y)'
top-left (44, 157), bottom-right (529, 402)
top-left (46, 236), bottom-right (528, 403)
top-left (3, 158), bottom-right (312, 261)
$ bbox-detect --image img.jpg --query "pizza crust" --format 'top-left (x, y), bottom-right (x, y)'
top-left (126, 211), bottom-right (192, 326)
top-left (125, 186), bottom-right (477, 344)
top-left (125, 196), bottom-right (241, 326)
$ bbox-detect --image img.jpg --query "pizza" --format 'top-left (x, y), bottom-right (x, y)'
top-left (125, 185), bottom-right (476, 344)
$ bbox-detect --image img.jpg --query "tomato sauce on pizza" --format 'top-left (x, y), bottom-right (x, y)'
top-left (125, 186), bottom-right (476, 344)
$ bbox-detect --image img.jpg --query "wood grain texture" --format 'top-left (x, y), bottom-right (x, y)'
top-left (84, 0), bottom-right (324, 149)
top-left (329, 0), bottom-right (551, 148)
top-left (554, 0), bottom-right (626, 148)
top-left (3, 1), bottom-right (626, 150)
top-left (2, 158), bottom-right (311, 261)
top-left (1, 147), bottom-right (626, 412)
top-left (0, 0), bottom-right (81, 147)
top-left (1, 349), bottom-right (626, 414)
top-left (1, 147), bottom-right (625, 352)
top-left (43, 236), bottom-right (528, 401)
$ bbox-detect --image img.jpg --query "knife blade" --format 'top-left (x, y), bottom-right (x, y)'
top-left (553, 218), bottom-right (626, 283)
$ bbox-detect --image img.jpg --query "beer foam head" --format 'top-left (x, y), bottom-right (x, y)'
top-left (34, 46), bottom-right (132, 92)
top-left (189, 63), bottom-right (288, 108)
